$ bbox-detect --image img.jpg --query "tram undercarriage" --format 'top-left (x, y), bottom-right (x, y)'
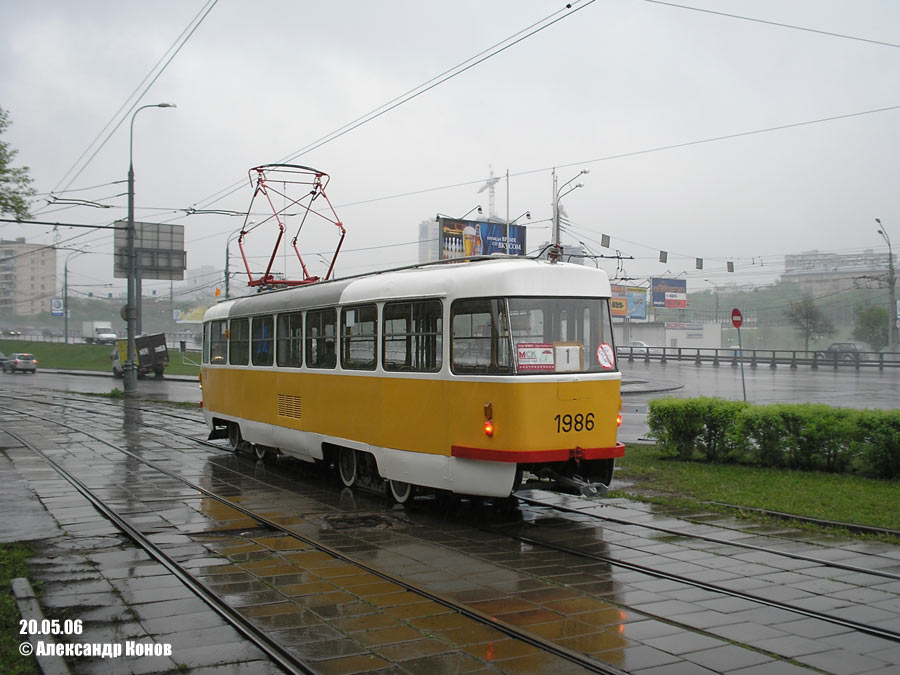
top-left (214, 418), bottom-right (615, 503)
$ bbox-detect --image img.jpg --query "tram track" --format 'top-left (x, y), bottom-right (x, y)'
top-left (515, 495), bottom-right (900, 582)
top-left (3, 398), bottom-right (626, 674)
top-left (483, 516), bottom-right (900, 644)
top-left (7, 389), bottom-right (900, 671)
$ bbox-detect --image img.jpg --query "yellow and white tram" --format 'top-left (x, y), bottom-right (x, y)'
top-left (200, 257), bottom-right (624, 502)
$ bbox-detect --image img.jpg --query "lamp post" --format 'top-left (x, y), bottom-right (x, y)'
top-left (224, 224), bottom-right (247, 300)
top-left (506, 210), bottom-right (530, 255)
top-left (460, 205), bottom-right (482, 220)
top-left (705, 278), bottom-right (719, 323)
top-left (125, 102), bottom-right (175, 396)
top-left (552, 168), bottom-right (589, 260)
top-left (876, 218), bottom-right (897, 350)
top-left (63, 248), bottom-right (89, 344)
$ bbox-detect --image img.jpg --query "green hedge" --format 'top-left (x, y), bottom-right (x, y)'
top-left (647, 397), bottom-right (900, 479)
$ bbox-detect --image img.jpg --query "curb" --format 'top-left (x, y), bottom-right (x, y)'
top-left (40, 369), bottom-right (198, 383)
top-left (11, 577), bottom-right (71, 675)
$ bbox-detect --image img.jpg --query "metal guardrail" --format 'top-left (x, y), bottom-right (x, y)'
top-left (616, 346), bottom-right (900, 370)
top-left (0, 333), bottom-right (201, 351)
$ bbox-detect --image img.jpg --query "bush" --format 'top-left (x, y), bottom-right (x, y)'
top-left (647, 398), bottom-right (705, 459)
top-left (694, 398), bottom-right (745, 462)
top-left (648, 397), bottom-right (744, 461)
top-left (856, 409), bottom-right (900, 479)
top-left (648, 397), bottom-right (900, 479)
top-left (734, 405), bottom-right (786, 466)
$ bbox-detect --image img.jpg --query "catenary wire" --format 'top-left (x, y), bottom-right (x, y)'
top-left (45, 0), bottom-right (219, 201)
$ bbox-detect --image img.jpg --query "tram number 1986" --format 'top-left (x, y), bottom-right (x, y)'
top-left (554, 412), bottom-right (594, 433)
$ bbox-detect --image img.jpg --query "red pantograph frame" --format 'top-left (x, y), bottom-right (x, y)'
top-left (238, 164), bottom-right (346, 287)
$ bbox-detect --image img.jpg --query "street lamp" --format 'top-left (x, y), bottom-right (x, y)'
top-left (506, 210), bottom-right (530, 255)
top-left (552, 168), bottom-right (589, 260)
top-left (876, 218), bottom-right (897, 350)
top-left (63, 247), bottom-right (89, 343)
top-left (125, 102), bottom-right (175, 397)
top-left (224, 224), bottom-right (248, 300)
top-left (705, 279), bottom-right (719, 323)
top-left (460, 205), bottom-right (482, 220)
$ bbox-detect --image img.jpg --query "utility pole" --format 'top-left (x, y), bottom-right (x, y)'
top-left (126, 103), bottom-right (175, 396)
top-left (876, 218), bottom-right (897, 350)
top-left (551, 168), bottom-right (559, 257)
top-left (551, 168), bottom-right (589, 262)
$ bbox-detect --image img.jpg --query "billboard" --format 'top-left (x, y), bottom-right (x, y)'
top-left (610, 285), bottom-right (648, 319)
top-left (114, 221), bottom-right (186, 280)
top-left (651, 277), bottom-right (687, 308)
top-left (438, 217), bottom-right (526, 259)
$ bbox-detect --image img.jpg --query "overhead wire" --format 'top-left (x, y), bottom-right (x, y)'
top-left (641, 0), bottom-right (900, 50)
top-left (185, 0), bottom-right (596, 213)
top-left (45, 0), bottom-right (219, 201)
top-left (13, 2), bottom-right (900, 288)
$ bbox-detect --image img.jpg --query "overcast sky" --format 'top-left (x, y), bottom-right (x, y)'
top-left (2, 0), bottom-right (899, 300)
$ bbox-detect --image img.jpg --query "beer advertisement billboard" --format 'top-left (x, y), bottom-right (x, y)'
top-left (438, 217), bottom-right (526, 259)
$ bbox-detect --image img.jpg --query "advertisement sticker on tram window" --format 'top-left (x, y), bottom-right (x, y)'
top-left (596, 343), bottom-right (615, 370)
top-left (516, 342), bottom-right (555, 371)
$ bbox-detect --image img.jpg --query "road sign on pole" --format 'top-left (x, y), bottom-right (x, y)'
top-left (733, 308), bottom-right (747, 402)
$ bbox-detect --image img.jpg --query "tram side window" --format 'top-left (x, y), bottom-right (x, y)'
top-left (251, 315), bottom-right (274, 366)
top-left (208, 320), bottom-right (227, 364)
top-left (306, 308), bottom-right (337, 369)
top-left (451, 298), bottom-right (512, 374)
top-left (383, 300), bottom-right (442, 372)
top-left (341, 305), bottom-right (376, 370)
top-left (229, 318), bottom-right (250, 365)
top-left (276, 312), bottom-right (302, 367)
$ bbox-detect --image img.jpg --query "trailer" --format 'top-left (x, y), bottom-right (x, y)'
top-left (111, 334), bottom-right (169, 378)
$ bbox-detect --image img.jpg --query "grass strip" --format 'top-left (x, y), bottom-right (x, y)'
top-left (0, 542), bottom-right (39, 674)
top-left (614, 443), bottom-right (900, 535)
top-left (0, 340), bottom-right (200, 376)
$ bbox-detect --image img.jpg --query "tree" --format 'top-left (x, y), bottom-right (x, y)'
top-left (853, 304), bottom-right (889, 352)
top-left (0, 106), bottom-right (35, 219)
top-left (786, 297), bottom-right (835, 351)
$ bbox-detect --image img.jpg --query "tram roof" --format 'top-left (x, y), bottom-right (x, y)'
top-left (204, 258), bottom-right (611, 321)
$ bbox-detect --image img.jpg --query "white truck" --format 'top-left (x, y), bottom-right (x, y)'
top-left (82, 321), bottom-right (118, 345)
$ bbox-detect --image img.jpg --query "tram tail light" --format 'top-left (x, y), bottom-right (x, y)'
top-left (483, 402), bottom-right (494, 437)
top-left (616, 412), bottom-right (622, 428)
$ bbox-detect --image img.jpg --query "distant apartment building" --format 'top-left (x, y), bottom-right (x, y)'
top-left (418, 219), bottom-right (439, 263)
top-left (0, 238), bottom-right (57, 316)
top-left (781, 250), bottom-right (894, 293)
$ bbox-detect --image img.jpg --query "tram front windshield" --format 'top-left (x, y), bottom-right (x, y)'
top-left (451, 296), bottom-right (617, 375)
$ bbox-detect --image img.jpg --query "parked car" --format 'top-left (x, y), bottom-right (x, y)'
top-left (617, 340), bottom-right (652, 356)
top-left (3, 353), bottom-right (37, 373)
top-left (0, 352), bottom-right (6, 365)
top-left (815, 342), bottom-right (864, 361)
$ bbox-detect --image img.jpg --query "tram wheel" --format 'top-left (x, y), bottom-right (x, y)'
top-left (227, 423), bottom-right (243, 453)
top-left (338, 447), bottom-right (357, 487)
top-left (254, 445), bottom-right (274, 463)
top-left (387, 480), bottom-right (416, 505)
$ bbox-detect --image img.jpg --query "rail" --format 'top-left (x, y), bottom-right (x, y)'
top-left (616, 345), bottom-right (900, 370)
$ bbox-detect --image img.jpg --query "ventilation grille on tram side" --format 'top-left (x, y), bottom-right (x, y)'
top-left (277, 394), bottom-right (302, 419)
